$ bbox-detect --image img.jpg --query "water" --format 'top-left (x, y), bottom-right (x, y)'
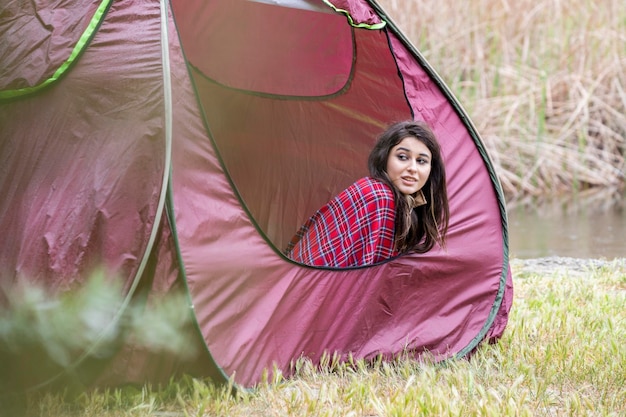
top-left (507, 188), bottom-right (626, 259)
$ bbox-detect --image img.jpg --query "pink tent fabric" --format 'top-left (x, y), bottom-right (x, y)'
top-left (0, 0), bottom-right (513, 390)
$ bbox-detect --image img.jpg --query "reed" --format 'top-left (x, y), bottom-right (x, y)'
top-left (378, 0), bottom-right (626, 200)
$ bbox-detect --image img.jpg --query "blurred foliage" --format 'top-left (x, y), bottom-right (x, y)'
top-left (0, 270), bottom-right (196, 397)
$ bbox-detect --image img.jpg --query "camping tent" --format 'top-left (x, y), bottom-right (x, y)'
top-left (0, 0), bottom-right (513, 391)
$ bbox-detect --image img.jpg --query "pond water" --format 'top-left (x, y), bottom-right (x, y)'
top-left (507, 188), bottom-right (626, 259)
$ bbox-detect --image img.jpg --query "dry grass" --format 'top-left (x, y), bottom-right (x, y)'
top-left (377, 0), bottom-right (626, 200)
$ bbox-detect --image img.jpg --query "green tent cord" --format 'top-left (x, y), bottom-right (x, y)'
top-left (0, 0), bottom-right (113, 101)
top-left (322, 0), bottom-right (386, 29)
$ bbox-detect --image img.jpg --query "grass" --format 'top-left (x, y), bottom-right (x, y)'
top-left (377, 0), bottom-right (626, 199)
top-left (11, 258), bottom-right (626, 416)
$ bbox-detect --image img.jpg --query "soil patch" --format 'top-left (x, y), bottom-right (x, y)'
top-left (511, 256), bottom-right (626, 277)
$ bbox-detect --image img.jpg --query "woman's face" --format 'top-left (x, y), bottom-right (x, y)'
top-left (386, 136), bottom-right (432, 196)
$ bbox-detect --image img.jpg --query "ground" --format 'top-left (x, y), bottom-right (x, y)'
top-left (511, 256), bottom-right (625, 276)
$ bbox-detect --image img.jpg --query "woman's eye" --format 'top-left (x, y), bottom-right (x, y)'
top-left (397, 154), bottom-right (408, 161)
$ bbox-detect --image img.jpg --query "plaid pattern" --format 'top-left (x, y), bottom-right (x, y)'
top-left (285, 177), bottom-right (397, 267)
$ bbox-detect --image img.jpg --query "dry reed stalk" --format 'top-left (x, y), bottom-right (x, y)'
top-left (376, 0), bottom-right (626, 200)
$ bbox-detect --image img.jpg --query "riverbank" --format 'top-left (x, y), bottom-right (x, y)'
top-left (511, 256), bottom-right (626, 277)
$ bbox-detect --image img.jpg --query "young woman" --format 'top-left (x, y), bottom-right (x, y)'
top-left (285, 120), bottom-right (450, 267)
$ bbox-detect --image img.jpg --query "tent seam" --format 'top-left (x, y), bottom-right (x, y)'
top-left (65, 0), bottom-right (175, 378)
top-left (165, 0), bottom-right (233, 387)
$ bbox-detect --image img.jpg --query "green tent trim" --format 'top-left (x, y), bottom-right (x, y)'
top-left (0, 0), bottom-right (113, 101)
top-left (322, 0), bottom-right (386, 29)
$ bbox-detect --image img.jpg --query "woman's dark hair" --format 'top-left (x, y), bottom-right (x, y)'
top-left (368, 120), bottom-right (450, 253)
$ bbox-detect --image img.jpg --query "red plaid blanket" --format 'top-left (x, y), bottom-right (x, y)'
top-left (285, 177), bottom-right (397, 267)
